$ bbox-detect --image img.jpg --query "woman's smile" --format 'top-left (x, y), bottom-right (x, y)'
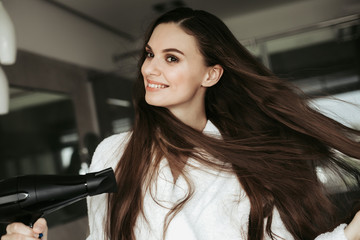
top-left (146, 79), bottom-right (169, 91)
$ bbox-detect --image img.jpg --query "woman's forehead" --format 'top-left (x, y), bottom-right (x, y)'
top-left (147, 23), bottom-right (200, 54)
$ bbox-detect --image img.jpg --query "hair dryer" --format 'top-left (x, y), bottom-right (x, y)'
top-left (0, 168), bottom-right (117, 226)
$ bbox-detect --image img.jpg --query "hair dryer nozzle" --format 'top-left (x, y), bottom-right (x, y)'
top-left (86, 168), bottom-right (117, 196)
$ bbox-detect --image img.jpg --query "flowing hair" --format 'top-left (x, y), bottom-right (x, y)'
top-left (106, 7), bottom-right (360, 240)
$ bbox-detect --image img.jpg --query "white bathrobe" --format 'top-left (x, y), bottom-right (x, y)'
top-left (86, 121), bottom-right (347, 240)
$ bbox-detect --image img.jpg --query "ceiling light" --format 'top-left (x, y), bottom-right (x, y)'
top-left (0, 1), bottom-right (17, 115)
top-left (0, 1), bottom-right (16, 64)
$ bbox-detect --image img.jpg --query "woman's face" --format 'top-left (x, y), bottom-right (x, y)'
top-left (141, 23), bottom-right (212, 117)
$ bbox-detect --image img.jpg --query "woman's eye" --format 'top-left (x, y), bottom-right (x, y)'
top-left (166, 56), bottom-right (178, 63)
top-left (146, 51), bottom-right (154, 58)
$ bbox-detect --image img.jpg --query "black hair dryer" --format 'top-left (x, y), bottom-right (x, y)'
top-left (0, 168), bottom-right (117, 227)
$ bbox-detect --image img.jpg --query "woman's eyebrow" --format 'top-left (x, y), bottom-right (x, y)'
top-left (162, 48), bottom-right (184, 55)
top-left (146, 44), bottom-right (185, 56)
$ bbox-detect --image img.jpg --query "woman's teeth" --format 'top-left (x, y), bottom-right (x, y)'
top-left (148, 83), bottom-right (167, 89)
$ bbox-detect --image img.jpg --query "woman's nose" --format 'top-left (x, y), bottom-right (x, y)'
top-left (142, 57), bottom-right (161, 76)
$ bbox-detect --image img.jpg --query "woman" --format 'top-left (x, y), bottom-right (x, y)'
top-left (3, 7), bottom-right (360, 240)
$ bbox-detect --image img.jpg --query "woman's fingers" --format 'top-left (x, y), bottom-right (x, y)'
top-left (344, 211), bottom-right (360, 240)
top-left (1, 218), bottom-right (48, 240)
top-left (5, 222), bottom-right (34, 236)
top-left (33, 218), bottom-right (48, 240)
top-left (1, 233), bottom-right (39, 240)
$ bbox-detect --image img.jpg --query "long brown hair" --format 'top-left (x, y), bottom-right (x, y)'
top-left (107, 7), bottom-right (360, 240)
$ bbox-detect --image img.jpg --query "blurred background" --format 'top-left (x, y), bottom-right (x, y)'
top-left (0, 0), bottom-right (359, 239)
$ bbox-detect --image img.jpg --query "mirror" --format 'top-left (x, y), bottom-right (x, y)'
top-left (0, 87), bottom-right (87, 232)
top-left (0, 87), bottom-right (79, 177)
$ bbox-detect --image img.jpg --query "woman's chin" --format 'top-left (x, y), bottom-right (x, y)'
top-left (145, 97), bottom-right (164, 108)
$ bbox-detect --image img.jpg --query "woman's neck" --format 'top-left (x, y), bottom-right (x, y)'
top-left (169, 107), bottom-right (207, 131)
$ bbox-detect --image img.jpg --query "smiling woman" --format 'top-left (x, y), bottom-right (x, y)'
top-left (102, 8), bottom-right (360, 240)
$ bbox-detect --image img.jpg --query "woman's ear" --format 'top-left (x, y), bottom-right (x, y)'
top-left (202, 64), bottom-right (223, 87)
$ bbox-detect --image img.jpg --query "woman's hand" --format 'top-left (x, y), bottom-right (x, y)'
top-left (1, 218), bottom-right (48, 240)
top-left (345, 211), bottom-right (360, 240)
